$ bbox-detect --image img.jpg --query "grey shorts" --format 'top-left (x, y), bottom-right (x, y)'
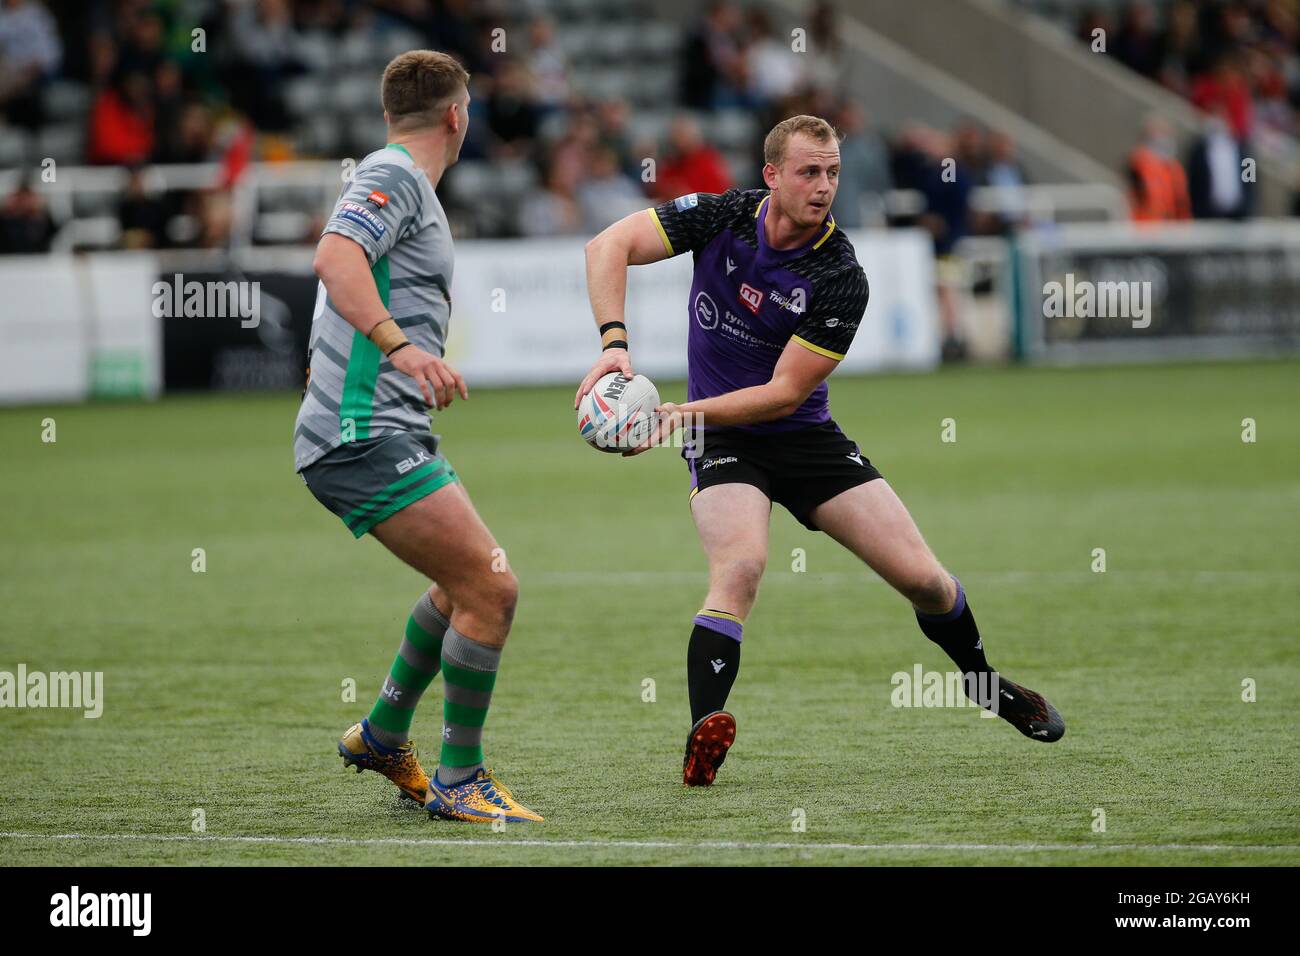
top-left (300, 431), bottom-right (458, 538)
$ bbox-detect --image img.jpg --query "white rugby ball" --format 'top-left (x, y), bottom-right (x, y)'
top-left (577, 372), bottom-right (661, 453)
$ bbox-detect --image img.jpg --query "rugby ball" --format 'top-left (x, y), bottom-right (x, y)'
top-left (577, 372), bottom-right (661, 453)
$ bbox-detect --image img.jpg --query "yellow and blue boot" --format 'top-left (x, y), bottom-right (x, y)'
top-left (425, 768), bottom-right (544, 823)
top-left (338, 719), bottom-right (430, 803)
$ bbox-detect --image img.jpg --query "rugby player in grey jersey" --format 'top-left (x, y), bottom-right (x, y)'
top-left (295, 50), bottom-right (540, 823)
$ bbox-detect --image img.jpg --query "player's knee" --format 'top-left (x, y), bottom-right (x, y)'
top-left (450, 569), bottom-right (518, 633)
top-left (482, 570), bottom-right (519, 627)
top-left (901, 567), bottom-right (954, 615)
top-left (718, 555), bottom-right (766, 602)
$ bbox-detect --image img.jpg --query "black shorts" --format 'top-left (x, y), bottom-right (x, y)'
top-left (683, 421), bottom-right (883, 531)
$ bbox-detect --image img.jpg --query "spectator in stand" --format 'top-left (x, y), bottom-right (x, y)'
top-left (0, 0), bottom-right (62, 130)
top-left (0, 176), bottom-right (55, 253)
top-left (744, 8), bottom-right (803, 108)
top-left (953, 120), bottom-right (989, 183)
top-left (194, 188), bottom-right (233, 248)
top-left (485, 57), bottom-right (541, 160)
top-left (1127, 115), bottom-right (1192, 222)
top-left (1190, 52), bottom-right (1255, 142)
top-left (594, 97), bottom-right (639, 181)
top-left (679, 1), bottom-right (746, 110)
top-left (1247, 44), bottom-right (1294, 137)
top-left (904, 125), bottom-right (975, 360)
top-left (1157, 0), bottom-right (1202, 95)
top-left (983, 130), bottom-right (1031, 231)
top-left (803, 1), bottom-right (850, 97)
top-left (518, 149), bottom-right (582, 237)
top-left (1114, 1), bottom-right (1164, 79)
top-left (156, 100), bottom-right (215, 165)
top-left (576, 145), bottom-right (646, 234)
top-left (833, 99), bottom-right (892, 228)
top-left (87, 69), bottom-right (155, 166)
top-left (225, 0), bottom-right (306, 131)
top-left (115, 6), bottom-right (165, 79)
top-left (1187, 105), bottom-right (1251, 219)
top-left (652, 114), bottom-right (734, 200)
top-left (526, 16), bottom-right (570, 115)
top-left (985, 131), bottom-right (1028, 189)
top-left (117, 166), bottom-right (169, 249)
top-left (405, 0), bottom-right (488, 76)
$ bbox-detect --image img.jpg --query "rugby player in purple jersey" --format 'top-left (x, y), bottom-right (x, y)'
top-left (578, 115), bottom-right (1064, 787)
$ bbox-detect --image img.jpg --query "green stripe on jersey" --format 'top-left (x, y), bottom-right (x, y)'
top-left (338, 255), bottom-right (390, 439)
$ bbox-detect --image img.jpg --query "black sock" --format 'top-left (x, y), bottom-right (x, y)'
top-left (915, 578), bottom-right (993, 700)
top-left (687, 612), bottom-right (742, 724)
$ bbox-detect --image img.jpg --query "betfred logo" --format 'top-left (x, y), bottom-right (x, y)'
top-left (739, 283), bottom-right (763, 314)
top-left (367, 190), bottom-right (389, 207)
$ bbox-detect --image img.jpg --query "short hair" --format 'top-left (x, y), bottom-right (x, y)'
top-left (381, 50), bottom-right (470, 131)
top-left (763, 114), bottom-right (840, 167)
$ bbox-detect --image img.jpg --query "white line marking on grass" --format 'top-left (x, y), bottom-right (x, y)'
top-left (533, 570), bottom-right (1300, 585)
top-left (1, 832), bottom-right (1295, 853)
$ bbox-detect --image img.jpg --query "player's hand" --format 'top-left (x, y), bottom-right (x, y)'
top-left (389, 345), bottom-right (468, 410)
top-left (624, 402), bottom-right (682, 457)
top-left (574, 348), bottom-right (633, 408)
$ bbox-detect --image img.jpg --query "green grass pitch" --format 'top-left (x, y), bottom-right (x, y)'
top-left (1, 358), bottom-right (1297, 866)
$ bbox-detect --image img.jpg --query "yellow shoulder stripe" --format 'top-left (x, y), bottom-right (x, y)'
top-left (791, 335), bottom-right (845, 361)
top-left (754, 195), bottom-right (769, 219)
top-left (812, 215), bottom-right (837, 249)
top-left (647, 208), bottom-right (674, 256)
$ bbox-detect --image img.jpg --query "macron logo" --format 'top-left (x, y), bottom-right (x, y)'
top-left (710, 659), bottom-right (726, 674)
top-left (725, 256), bottom-right (737, 276)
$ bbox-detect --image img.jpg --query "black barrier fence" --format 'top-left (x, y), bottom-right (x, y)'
top-left (1015, 223), bottom-right (1300, 362)
top-left (159, 269), bottom-right (317, 393)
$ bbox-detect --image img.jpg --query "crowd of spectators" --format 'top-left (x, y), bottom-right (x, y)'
top-left (1072, 2), bottom-right (1300, 222)
top-left (0, 0), bottom-right (1102, 258)
top-left (1077, 0), bottom-right (1300, 143)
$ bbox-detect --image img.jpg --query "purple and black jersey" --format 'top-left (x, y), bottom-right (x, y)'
top-left (649, 188), bottom-right (869, 432)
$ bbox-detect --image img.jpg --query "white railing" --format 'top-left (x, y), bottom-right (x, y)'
top-left (1, 160), bottom-right (1132, 253)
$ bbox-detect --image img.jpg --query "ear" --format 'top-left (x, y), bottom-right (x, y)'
top-left (383, 110), bottom-right (390, 126)
top-left (761, 162), bottom-right (779, 190)
top-left (446, 100), bottom-right (460, 133)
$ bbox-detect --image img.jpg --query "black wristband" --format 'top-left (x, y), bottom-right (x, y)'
top-left (602, 340), bottom-right (629, 351)
top-left (599, 321), bottom-right (627, 336)
top-left (386, 340), bottom-right (413, 357)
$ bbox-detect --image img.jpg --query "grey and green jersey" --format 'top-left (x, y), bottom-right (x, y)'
top-left (293, 143), bottom-right (454, 472)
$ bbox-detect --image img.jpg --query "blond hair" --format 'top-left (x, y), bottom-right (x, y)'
top-left (763, 114), bottom-right (840, 166)
top-left (381, 50), bottom-right (470, 130)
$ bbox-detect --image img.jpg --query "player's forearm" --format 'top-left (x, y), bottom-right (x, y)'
top-left (313, 237), bottom-right (390, 335)
top-left (678, 382), bottom-right (804, 427)
top-left (584, 234), bottom-right (631, 339)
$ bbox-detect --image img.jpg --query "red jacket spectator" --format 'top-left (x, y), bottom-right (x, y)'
top-left (1190, 62), bottom-right (1254, 142)
top-left (654, 116), bottom-right (733, 200)
top-left (87, 83), bottom-right (154, 165)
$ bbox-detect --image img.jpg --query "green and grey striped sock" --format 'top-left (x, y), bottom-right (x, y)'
top-left (366, 591), bottom-right (448, 750)
top-left (436, 627), bottom-right (501, 786)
